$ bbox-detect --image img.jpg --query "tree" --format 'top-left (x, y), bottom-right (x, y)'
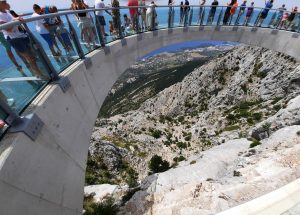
top-left (148, 155), bottom-right (170, 174)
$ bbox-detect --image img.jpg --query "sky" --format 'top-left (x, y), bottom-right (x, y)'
top-left (6, 0), bottom-right (299, 14)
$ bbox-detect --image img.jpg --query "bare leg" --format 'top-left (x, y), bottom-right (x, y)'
top-left (6, 49), bottom-right (21, 69)
top-left (19, 52), bottom-right (46, 79)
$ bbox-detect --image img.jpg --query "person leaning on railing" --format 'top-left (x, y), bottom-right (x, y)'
top-left (0, 0), bottom-right (46, 79)
top-left (95, 0), bottom-right (111, 39)
top-left (208, 0), bottom-right (218, 24)
top-left (71, 0), bottom-right (96, 49)
top-left (257, 0), bottom-right (274, 27)
top-left (111, 0), bottom-right (121, 37)
top-left (197, 0), bottom-right (205, 24)
top-left (244, 1), bottom-right (254, 26)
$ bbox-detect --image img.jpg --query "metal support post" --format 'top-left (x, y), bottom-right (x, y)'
top-left (189, 7), bottom-right (193, 26)
top-left (0, 98), bottom-right (43, 141)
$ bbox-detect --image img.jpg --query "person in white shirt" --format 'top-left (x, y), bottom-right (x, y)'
top-left (95, 0), bottom-right (111, 38)
top-left (0, 0), bottom-right (45, 79)
top-left (32, 4), bottom-right (61, 57)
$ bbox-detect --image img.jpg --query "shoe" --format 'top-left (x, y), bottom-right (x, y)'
top-left (0, 119), bottom-right (5, 129)
top-left (7, 98), bottom-right (15, 107)
top-left (16, 65), bottom-right (22, 71)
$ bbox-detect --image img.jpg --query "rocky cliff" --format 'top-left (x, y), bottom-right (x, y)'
top-left (87, 45), bottom-right (300, 214)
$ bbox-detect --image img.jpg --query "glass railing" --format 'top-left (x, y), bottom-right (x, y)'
top-left (0, 5), bottom-right (299, 139)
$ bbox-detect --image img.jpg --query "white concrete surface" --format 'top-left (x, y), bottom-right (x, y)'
top-left (217, 178), bottom-right (300, 215)
top-left (0, 26), bottom-right (300, 214)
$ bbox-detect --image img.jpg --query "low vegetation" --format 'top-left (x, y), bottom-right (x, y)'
top-left (148, 155), bottom-right (170, 174)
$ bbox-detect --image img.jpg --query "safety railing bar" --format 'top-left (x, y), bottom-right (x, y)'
top-left (0, 6), bottom-right (295, 30)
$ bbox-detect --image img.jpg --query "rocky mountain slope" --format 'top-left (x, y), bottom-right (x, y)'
top-left (99, 44), bottom-right (235, 117)
top-left (87, 45), bottom-right (300, 214)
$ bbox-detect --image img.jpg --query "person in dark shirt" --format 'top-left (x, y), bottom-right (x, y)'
top-left (183, 0), bottom-right (190, 25)
top-left (180, 1), bottom-right (184, 24)
top-left (208, 0), bottom-right (218, 24)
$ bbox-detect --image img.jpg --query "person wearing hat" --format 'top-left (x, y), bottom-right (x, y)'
top-left (0, 0), bottom-right (46, 79)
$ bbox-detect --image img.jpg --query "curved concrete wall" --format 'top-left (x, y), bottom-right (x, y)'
top-left (0, 26), bottom-right (300, 214)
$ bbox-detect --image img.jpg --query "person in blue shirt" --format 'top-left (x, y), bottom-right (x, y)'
top-left (257, 0), bottom-right (274, 27)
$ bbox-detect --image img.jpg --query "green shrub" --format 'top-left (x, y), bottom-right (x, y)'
top-left (83, 194), bottom-right (117, 215)
top-left (184, 135), bottom-right (191, 141)
top-left (148, 155), bottom-right (170, 174)
top-left (176, 141), bottom-right (187, 149)
top-left (241, 84), bottom-right (248, 93)
top-left (233, 170), bottom-right (242, 177)
top-left (253, 112), bottom-right (262, 121)
top-left (178, 116), bottom-right (185, 123)
top-left (125, 167), bottom-right (138, 188)
top-left (190, 160), bottom-right (196, 165)
top-left (150, 129), bottom-right (162, 139)
top-left (224, 125), bottom-right (240, 132)
top-left (249, 139), bottom-right (262, 148)
top-left (173, 155), bottom-right (186, 162)
top-left (247, 117), bottom-right (254, 124)
top-left (273, 104), bottom-right (281, 111)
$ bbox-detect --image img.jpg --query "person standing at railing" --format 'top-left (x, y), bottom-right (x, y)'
top-left (291, 12), bottom-right (300, 32)
top-left (229, 0), bottom-right (238, 24)
top-left (71, 0), bottom-right (96, 49)
top-left (32, 4), bottom-right (62, 59)
top-left (197, 0), bottom-right (206, 24)
top-left (278, 11), bottom-right (288, 29)
top-left (180, 1), bottom-right (184, 24)
top-left (244, 1), bottom-right (254, 25)
top-left (95, 0), bottom-right (111, 39)
top-left (111, 0), bottom-right (121, 37)
top-left (257, 0), bottom-right (274, 27)
top-left (0, 31), bottom-right (22, 71)
top-left (183, 0), bottom-right (190, 26)
top-left (208, 0), bottom-right (218, 24)
top-left (168, 0), bottom-right (175, 27)
top-left (146, 1), bottom-right (157, 30)
top-left (223, 0), bottom-right (236, 25)
top-left (272, 4), bottom-right (286, 27)
top-left (236, 0), bottom-right (246, 24)
top-left (128, 0), bottom-right (139, 32)
top-left (50, 6), bottom-right (74, 54)
top-left (139, 0), bottom-right (147, 31)
top-left (286, 7), bottom-right (298, 30)
top-left (0, 0), bottom-right (46, 79)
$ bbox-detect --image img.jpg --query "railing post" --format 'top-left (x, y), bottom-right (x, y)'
top-left (217, 7), bottom-right (223, 26)
top-left (168, 7), bottom-right (172, 28)
top-left (254, 9), bottom-right (263, 26)
top-left (268, 11), bottom-right (277, 28)
top-left (151, 7), bottom-right (156, 30)
top-left (188, 7), bottom-right (193, 26)
top-left (0, 98), bottom-right (43, 141)
top-left (65, 15), bottom-right (85, 59)
top-left (200, 8), bottom-right (205, 26)
top-left (93, 11), bottom-right (106, 47)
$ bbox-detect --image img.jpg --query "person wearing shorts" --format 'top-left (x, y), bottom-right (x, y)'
top-left (257, 0), bottom-right (274, 27)
top-left (0, 0), bottom-right (45, 79)
top-left (0, 31), bottom-right (22, 70)
top-left (32, 4), bottom-right (60, 57)
top-left (95, 0), bottom-right (111, 39)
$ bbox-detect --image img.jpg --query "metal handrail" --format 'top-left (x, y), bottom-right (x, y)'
top-left (0, 6), bottom-right (295, 30)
